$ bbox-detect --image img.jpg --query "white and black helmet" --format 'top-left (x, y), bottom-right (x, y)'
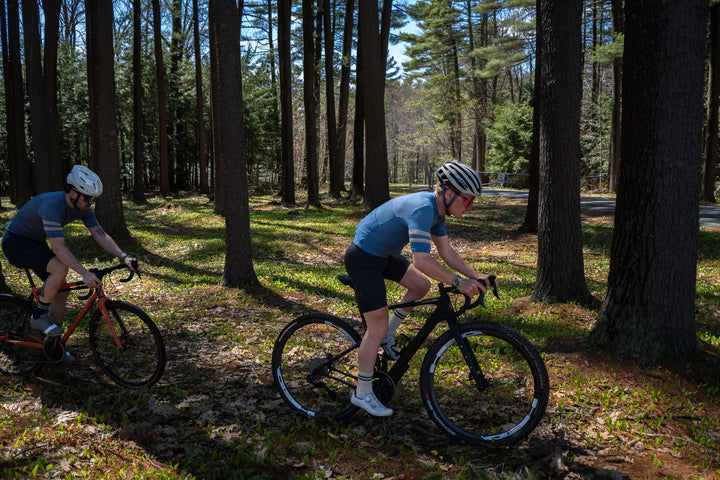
top-left (66, 164), bottom-right (103, 197)
top-left (437, 161), bottom-right (482, 196)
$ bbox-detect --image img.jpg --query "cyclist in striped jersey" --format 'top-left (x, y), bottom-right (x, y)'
top-left (344, 161), bottom-right (490, 416)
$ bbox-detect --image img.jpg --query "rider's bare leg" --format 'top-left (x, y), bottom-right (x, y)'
top-left (41, 257), bottom-right (69, 323)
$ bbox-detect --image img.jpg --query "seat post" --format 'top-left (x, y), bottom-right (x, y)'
top-left (23, 268), bottom-right (37, 288)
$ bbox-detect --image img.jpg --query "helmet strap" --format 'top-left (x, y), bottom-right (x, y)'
top-left (441, 185), bottom-right (458, 214)
top-left (68, 189), bottom-right (81, 210)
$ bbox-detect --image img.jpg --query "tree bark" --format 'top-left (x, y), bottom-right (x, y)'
top-left (702, 3), bottom-right (720, 203)
top-left (608, 0), bottom-right (623, 193)
top-left (194, 0), bottom-right (209, 194)
top-left (152, 0), bottom-right (170, 196)
top-left (588, 0), bottom-right (707, 365)
top-left (278, 0), bottom-right (295, 206)
top-left (532, 0), bottom-right (593, 306)
top-left (132, 0), bottom-right (145, 203)
top-left (359, 0), bottom-right (389, 210)
top-left (324, 0), bottom-right (343, 197)
top-left (2, 0), bottom-right (30, 207)
top-left (210, 0), bottom-right (258, 287)
top-left (23, 0), bottom-right (63, 193)
top-left (86, 0), bottom-right (128, 238)
top-left (352, 23), bottom-right (364, 199)
top-left (519, 0), bottom-right (542, 234)
top-left (303, 0), bottom-right (320, 207)
top-left (337, 0), bottom-right (355, 196)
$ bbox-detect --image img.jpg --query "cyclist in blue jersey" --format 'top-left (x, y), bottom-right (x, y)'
top-left (2, 165), bottom-right (136, 342)
top-left (344, 161), bottom-right (490, 416)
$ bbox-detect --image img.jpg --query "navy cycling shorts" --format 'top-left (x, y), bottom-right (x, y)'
top-left (343, 243), bottom-right (410, 313)
top-left (1, 231), bottom-right (54, 280)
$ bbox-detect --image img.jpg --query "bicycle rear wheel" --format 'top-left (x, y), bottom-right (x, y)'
top-left (0, 294), bottom-right (43, 377)
top-left (272, 313), bottom-right (362, 419)
top-left (89, 301), bottom-right (166, 388)
top-left (420, 320), bottom-right (549, 446)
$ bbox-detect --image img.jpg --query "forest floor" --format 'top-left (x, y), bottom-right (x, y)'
top-left (1, 190), bottom-right (719, 480)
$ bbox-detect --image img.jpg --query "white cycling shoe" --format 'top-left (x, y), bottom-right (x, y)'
top-left (351, 393), bottom-right (393, 417)
top-left (30, 314), bottom-right (63, 336)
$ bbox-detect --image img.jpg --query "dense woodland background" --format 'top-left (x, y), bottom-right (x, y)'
top-left (0, 0), bottom-right (718, 365)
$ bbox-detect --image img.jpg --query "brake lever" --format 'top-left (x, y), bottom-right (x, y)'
top-left (120, 259), bottom-right (140, 282)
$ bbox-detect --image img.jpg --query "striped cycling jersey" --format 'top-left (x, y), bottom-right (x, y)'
top-left (3, 191), bottom-right (99, 242)
top-left (352, 191), bottom-right (446, 257)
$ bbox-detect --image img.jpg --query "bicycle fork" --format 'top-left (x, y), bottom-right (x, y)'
top-left (447, 319), bottom-right (490, 392)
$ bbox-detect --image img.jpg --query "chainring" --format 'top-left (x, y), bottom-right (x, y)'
top-left (372, 370), bottom-right (396, 404)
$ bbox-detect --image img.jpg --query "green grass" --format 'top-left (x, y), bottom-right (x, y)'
top-left (0, 187), bottom-right (718, 479)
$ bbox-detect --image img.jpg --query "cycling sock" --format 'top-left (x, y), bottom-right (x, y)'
top-left (356, 370), bottom-right (374, 397)
top-left (385, 308), bottom-right (408, 342)
top-left (33, 301), bottom-right (51, 319)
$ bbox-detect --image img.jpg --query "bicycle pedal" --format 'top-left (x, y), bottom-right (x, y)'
top-left (43, 337), bottom-right (65, 363)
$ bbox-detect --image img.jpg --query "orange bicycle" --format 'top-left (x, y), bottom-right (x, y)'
top-left (0, 261), bottom-right (165, 389)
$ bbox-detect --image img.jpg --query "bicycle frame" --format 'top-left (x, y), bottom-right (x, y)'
top-left (378, 289), bottom-right (487, 389)
top-left (323, 276), bottom-right (490, 390)
top-left (1, 268), bottom-right (125, 353)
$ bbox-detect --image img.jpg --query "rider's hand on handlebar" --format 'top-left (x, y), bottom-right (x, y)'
top-left (122, 255), bottom-right (138, 272)
top-left (457, 277), bottom-right (487, 298)
top-left (82, 271), bottom-right (101, 289)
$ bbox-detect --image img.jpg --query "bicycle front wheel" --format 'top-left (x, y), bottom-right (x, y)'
top-left (272, 313), bottom-right (362, 419)
top-left (89, 301), bottom-right (166, 388)
top-left (420, 321), bottom-right (549, 446)
top-left (0, 294), bottom-right (43, 377)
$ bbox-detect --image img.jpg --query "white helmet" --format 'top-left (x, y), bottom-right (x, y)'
top-left (437, 161), bottom-right (482, 196)
top-left (66, 165), bottom-right (103, 197)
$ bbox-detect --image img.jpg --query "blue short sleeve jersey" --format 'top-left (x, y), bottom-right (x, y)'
top-left (352, 191), bottom-right (446, 257)
top-left (4, 191), bottom-right (99, 242)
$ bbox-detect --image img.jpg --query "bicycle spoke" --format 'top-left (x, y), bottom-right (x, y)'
top-left (272, 313), bottom-right (361, 418)
top-left (420, 322), bottom-right (549, 446)
top-left (0, 296), bottom-right (43, 377)
top-left (89, 301), bottom-right (165, 388)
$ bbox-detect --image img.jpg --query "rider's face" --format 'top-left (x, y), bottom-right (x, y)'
top-left (445, 188), bottom-right (475, 218)
top-left (72, 190), bottom-right (94, 210)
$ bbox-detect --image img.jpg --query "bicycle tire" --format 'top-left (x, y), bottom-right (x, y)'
top-left (272, 313), bottom-right (362, 419)
top-left (0, 294), bottom-right (44, 376)
top-left (89, 300), bottom-right (166, 388)
top-left (419, 320), bottom-right (549, 446)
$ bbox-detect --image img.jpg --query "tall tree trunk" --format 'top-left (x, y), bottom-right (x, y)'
top-left (702, 3), bottom-right (720, 203)
top-left (303, 0), bottom-right (320, 206)
top-left (337, 0), bottom-right (354, 191)
top-left (278, 0), bottom-right (295, 205)
top-left (359, 0), bottom-right (389, 210)
top-left (210, 0), bottom-right (258, 287)
top-left (266, 0), bottom-right (281, 195)
top-left (170, 0), bottom-right (186, 190)
top-left (2, 0), bottom-right (30, 207)
top-left (152, 0), bottom-right (170, 195)
top-left (23, 0), bottom-right (62, 193)
top-left (352, 19), bottom-right (364, 198)
top-left (132, 0), bottom-right (145, 203)
top-left (43, 0), bottom-right (62, 184)
top-left (194, 0), bottom-right (208, 194)
top-left (532, 0), bottom-right (593, 306)
top-left (86, 0), bottom-right (128, 238)
top-left (324, 0), bottom-right (342, 197)
top-left (210, 8), bottom-right (224, 214)
top-left (608, 0), bottom-right (623, 193)
top-left (518, 0), bottom-right (541, 234)
top-left (452, 38), bottom-right (462, 162)
top-left (588, 0), bottom-right (707, 365)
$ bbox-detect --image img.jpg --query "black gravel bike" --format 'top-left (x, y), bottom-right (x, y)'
top-left (0, 261), bottom-right (165, 389)
top-left (272, 275), bottom-right (549, 446)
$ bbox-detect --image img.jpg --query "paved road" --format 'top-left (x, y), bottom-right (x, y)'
top-left (484, 189), bottom-right (720, 228)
